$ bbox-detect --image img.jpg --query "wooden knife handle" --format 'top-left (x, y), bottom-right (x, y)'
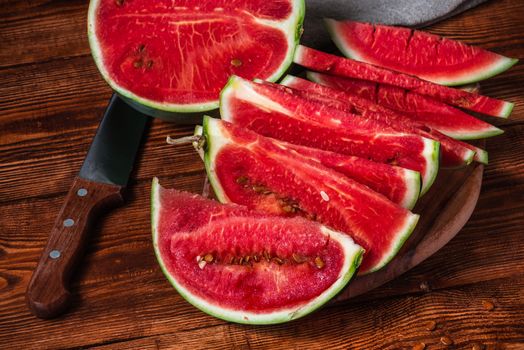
top-left (26, 177), bottom-right (123, 319)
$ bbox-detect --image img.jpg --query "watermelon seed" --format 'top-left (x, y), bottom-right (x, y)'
top-left (244, 256), bottom-right (251, 264)
top-left (198, 260), bottom-right (206, 269)
top-left (263, 250), bottom-right (271, 262)
top-left (133, 60), bottom-right (143, 68)
top-left (146, 60), bottom-right (154, 69)
top-left (231, 59), bottom-right (242, 67)
top-left (272, 257), bottom-right (284, 265)
top-left (320, 191), bottom-right (330, 201)
top-left (253, 254), bottom-right (260, 262)
top-left (228, 256), bottom-right (235, 265)
top-left (238, 257), bottom-right (244, 265)
top-left (137, 44), bottom-right (145, 53)
top-left (292, 253), bottom-right (306, 263)
top-left (314, 257), bottom-right (325, 269)
top-left (204, 254), bottom-right (214, 263)
top-left (236, 176), bottom-right (249, 185)
top-left (282, 205), bottom-right (293, 213)
top-left (115, 0), bottom-right (124, 6)
top-left (252, 185), bottom-right (267, 193)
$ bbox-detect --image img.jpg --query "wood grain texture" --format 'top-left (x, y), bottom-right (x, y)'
top-left (26, 177), bottom-right (123, 319)
top-left (1, 0), bottom-right (523, 348)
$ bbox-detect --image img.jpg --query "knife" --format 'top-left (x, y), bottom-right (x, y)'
top-left (26, 94), bottom-right (149, 319)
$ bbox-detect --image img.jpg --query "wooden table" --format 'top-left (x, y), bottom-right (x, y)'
top-left (1, 1), bottom-right (523, 349)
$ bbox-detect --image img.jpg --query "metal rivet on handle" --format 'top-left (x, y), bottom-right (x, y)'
top-left (63, 219), bottom-right (75, 227)
top-left (49, 250), bottom-right (61, 259)
top-left (77, 188), bottom-right (88, 197)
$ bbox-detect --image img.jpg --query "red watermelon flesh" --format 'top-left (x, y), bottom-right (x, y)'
top-left (201, 117), bottom-right (419, 273)
top-left (152, 178), bottom-right (364, 324)
top-left (283, 143), bottom-right (421, 209)
top-left (326, 19), bottom-right (518, 86)
top-left (307, 71), bottom-right (502, 141)
top-left (279, 75), bottom-right (479, 167)
top-left (294, 45), bottom-right (513, 118)
top-left (220, 76), bottom-right (440, 195)
top-left (196, 118), bottom-right (421, 209)
top-left (88, 0), bottom-right (304, 112)
top-left (307, 72), bottom-right (491, 164)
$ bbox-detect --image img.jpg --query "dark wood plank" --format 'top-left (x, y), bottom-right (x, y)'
top-left (0, 0), bottom-right (89, 68)
top-left (90, 276), bottom-right (524, 350)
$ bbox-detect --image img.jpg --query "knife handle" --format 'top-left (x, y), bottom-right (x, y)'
top-left (26, 176), bottom-right (123, 319)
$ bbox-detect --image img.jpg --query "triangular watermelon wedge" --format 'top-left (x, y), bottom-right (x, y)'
top-left (294, 45), bottom-right (514, 118)
top-left (194, 119), bottom-right (421, 209)
top-left (197, 116), bottom-right (420, 274)
top-left (220, 75), bottom-right (440, 195)
top-left (152, 178), bottom-right (364, 324)
top-left (325, 19), bottom-right (518, 86)
top-left (279, 75), bottom-right (480, 168)
top-left (306, 71), bottom-right (503, 141)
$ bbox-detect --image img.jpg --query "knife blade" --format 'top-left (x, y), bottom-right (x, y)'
top-left (26, 94), bottom-right (149, 319)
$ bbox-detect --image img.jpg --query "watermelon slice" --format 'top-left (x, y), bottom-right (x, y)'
top-left (197, 117), bottom-right (419, 274)
top-left (88, 0), bottom-right (304, 115)
top-left (194, 118), bottom-right (421, 209)
top-left (294, 45), bottom-right (513, 118)
top-left (307, 71), bottom-right (502, 141)
top-left (326, 19), bottom-right (518, 86)
top-left (280, 75), bottom-right (481, 167)
top-left (152, 178), bottom-right (364, 324)
top-left (220, 75), bottom-right (440, 195)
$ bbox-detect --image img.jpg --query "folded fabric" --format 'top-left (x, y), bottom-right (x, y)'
top-left (303, 0), bottom-right (488, 47)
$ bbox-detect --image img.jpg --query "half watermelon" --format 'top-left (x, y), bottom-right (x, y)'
top-left (197, 117), bottom-right (419, 274)
top-left (152, 178), bottom-right (364, 324)
top-left (280, 75), bottom-right (483, 167)
top-left (307, 71), bottom-right (503, 141)
top-left (88, 0), bottom-right (304, 117)
top-left (194, 118), bottom-right (421, 209)
top-left (326, 19), bottom-right (518, 86)
top-left (294, 45), bottom-right (513, 118)
top-left (220, 75), bottom-right (440, 195)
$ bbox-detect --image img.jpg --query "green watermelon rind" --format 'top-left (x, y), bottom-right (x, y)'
top-left (151, 177), bottom-right (364, 324)
top-left (401, 170), bottom-right (422, 210)
top-left (473, 147), bottom-right (489, 165)
top-left (324, 18), bottom-right (519, 88)
top-left (419, 138), bottom-right (440, 196)
top-left (364, 211), bottom-right (420, 274)
top-left (87, 0), bottom-right (305, 115)
top-left (441, 127), bottom-right (504, 141)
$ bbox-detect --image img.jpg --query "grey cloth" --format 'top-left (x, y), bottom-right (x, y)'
top-left (303, 0), bottom-right (488, 47)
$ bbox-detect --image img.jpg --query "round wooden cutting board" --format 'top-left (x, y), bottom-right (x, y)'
top-left (336, 162), bottom-right (484, 301)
